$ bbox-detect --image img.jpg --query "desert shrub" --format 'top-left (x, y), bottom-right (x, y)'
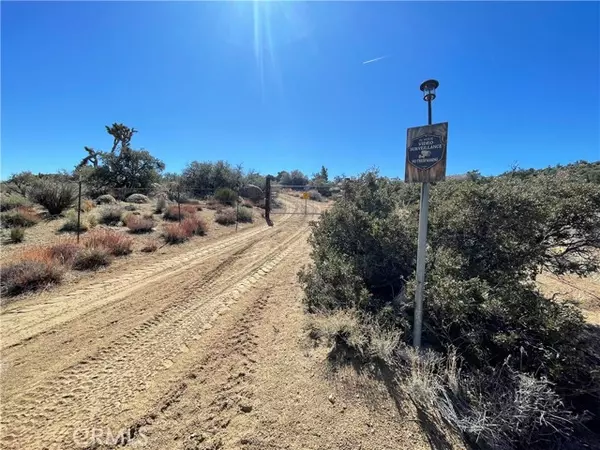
top-left (236, 206), bottom-right (253, 223)
top-left (162, 223), bottom-right (190, 244)
top-left (300, 171), bottom-right (600, 449)
top-left (123, 204), bottom-right (138, 212)
top-left (180, 216), bottom-right (208, 236)
top-left (215, 208), bottom-right (237, 225)
top-left (28, 180), bottom-right (77, 215)
top-left (1, 260), bottom-right (64, 296)
top-left (48, 242), bottom-right (81, 265)
top-left (214, 187), bottom-right (238, 206)
top-left (10, 227), bottom-right (25, 243)
top-left (1, 207), bottom-right (41, 228)
top-left (155, 195), bottom-right (167, 213)
top-left (80, 199), bottom-right (96, 212)
top-left (60, 210), bottom-right (97, 232)
top-left (96, 194), bottom-right (116, 205)
top-left (241, 200), bottom-right (253, 209)
top-left (1, 194), bottom-right (30, 212)
top-left (307, 190), bottom-right (323, 202)
top-left (124, 215), bottom-right (154, 233)
top-left (73, 247), bottom-right (112, 270)
top-left (141, 239), bottom-right (159, 252)
top-left (162, 204), bottom-right (196, 221)
top-left (83, 229), bottom-right (133, 256)
top-left (125, 193), bottom-right (149, 203)
top-left (99, 206), bottom-right (124, 225)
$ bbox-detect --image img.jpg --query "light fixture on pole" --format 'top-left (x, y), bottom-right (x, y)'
top-left (419, 79), bottom-right (439, 125)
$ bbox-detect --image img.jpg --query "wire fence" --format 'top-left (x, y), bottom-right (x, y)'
top-left (67, 181), bottom-right (265, 242)
top-left (2, 177), bottom-right (332, 241)
top-left (268, 183), bottom-right (337, 215)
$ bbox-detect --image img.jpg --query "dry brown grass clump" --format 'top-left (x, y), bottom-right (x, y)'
top-left (48, 241), bottom-right (81, 265)
top-left (1, 260), bottom-right (64, 296)
top-left (73, 247), bottom-right (112, 271)
top-left (215, 208), bottom-right (237, 225)
top-left (0, 229), bottom-right (135, 296)
top-left (83, 229), bottom-right (134, 256)
top-left (141, 239), bottom-right (160, 252)
top-left (162, 205), bottom-right (197, 221)
top-left (1, 245), bottom-right (69, 296)
top-left (124, 215), bottom-right (154, 233)
top-left (162, 223), bottom-right (190, 244)
top-left (181, 216), bottom-right (208, 236)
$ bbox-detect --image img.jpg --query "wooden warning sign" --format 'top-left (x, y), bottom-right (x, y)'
top-left (405, 122), bottom-right (448, 183)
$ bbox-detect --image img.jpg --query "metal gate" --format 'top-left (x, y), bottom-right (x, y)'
top-left (264, 177), bottom-right (336, 225)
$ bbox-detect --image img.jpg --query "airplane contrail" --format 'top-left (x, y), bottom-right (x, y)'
top-left (362, 55), bottom-right (390, 65)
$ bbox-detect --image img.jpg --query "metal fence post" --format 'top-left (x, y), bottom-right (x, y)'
top-left (76, 179), bottom-right (82, 244)
top-left (265, 176), bottom-right (272, 226)
top-left (177, 184), bottom-right (181, 223)
top-left (235, 194), bottom-right (239, 232)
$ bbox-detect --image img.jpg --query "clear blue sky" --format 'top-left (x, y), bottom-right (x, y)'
top-left (2, 1), bottom-right (599, 180)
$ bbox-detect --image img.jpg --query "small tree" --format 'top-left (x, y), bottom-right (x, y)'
top-left (280, 169), bottom-right (309, 189)
top-left (181, 160), bottom-right (243, 196)
top-left (77, 124), bottom-right (165, 198)
top-left (313, 166), bottom-right (329, 183)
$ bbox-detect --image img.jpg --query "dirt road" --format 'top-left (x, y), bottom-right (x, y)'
top-left (0, 195), bottom-right (432, 450)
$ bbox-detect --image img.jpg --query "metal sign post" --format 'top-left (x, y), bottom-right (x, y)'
top-left (407, 79), bottom-right (448, 349)
top-left (302, 191), bottom-right (309, 215)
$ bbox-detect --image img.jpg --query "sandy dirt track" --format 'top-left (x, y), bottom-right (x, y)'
top-left (0, 195), bottom-right (435, 450)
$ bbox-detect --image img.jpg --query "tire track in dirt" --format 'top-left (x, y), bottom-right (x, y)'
top-left (0, 198), bottom-right (300, 350)
top-left (1, 198), bottom-right (304, 395)
top-left (116, 231), bottom-right (315, 450)
top-left (0, 198), bottom-right (315, 450)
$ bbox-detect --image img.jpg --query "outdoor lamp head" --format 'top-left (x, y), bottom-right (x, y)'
top-left (420, 79), bottom-right (439, 102)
